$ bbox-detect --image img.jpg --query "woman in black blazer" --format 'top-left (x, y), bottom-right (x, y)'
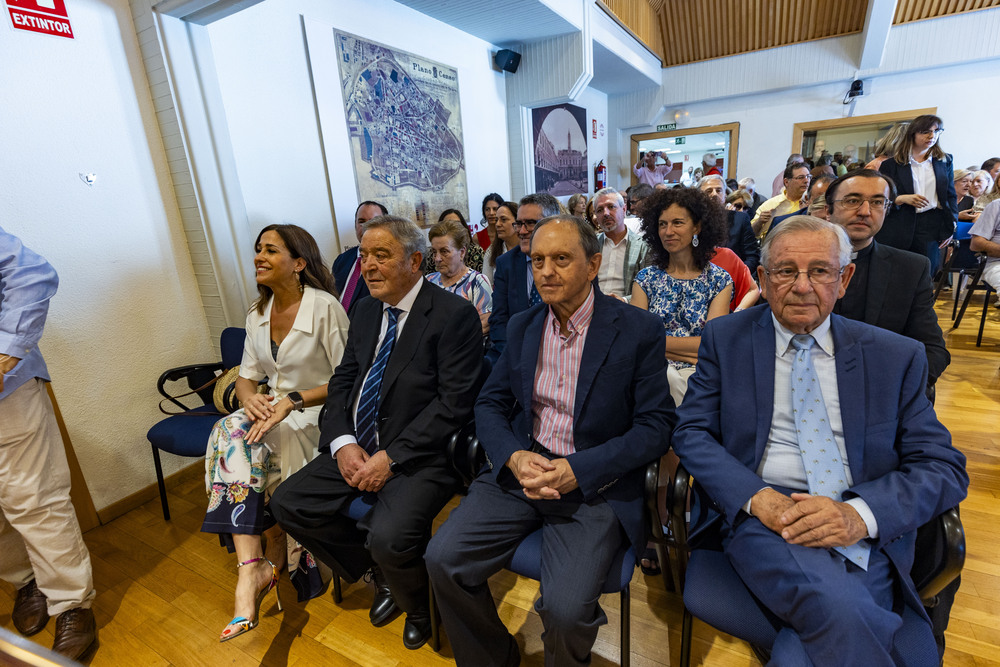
top-left (876, 114), bottom-right (958, 274)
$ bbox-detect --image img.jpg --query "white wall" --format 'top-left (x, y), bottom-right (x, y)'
top-left (614, 59), bottom-right (1000, 193)
top-left (0, 0), bottom-right (213, 509)
top-left (207, 0), bottom-right (511, 253)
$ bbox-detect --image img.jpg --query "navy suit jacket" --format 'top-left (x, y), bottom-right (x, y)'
top-left (486, 246), bottom-right (531, 365)
top-left (836, 241), bottom-right (949, 384)
top-left (877, 155), bottom-right (958, 249)
top-left (475, 289), bottom-right (676, 553)
top-left (726, 210), bottom-right (760, 273)
top-left (673, 306), bottom-right (968, 613)
top-left (331, 246), bottom-right (369, 317)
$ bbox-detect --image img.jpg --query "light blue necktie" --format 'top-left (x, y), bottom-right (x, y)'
top-left (791, 334), bottom-right (870, 570)
top-left (356, 307), bottom-right (401, 455)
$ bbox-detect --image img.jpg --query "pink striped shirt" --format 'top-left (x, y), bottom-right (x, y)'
top-left (532, 287), bottom-right (595, 456)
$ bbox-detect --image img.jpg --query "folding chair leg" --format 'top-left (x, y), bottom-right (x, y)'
top-left (151, 445), bottom-right (170, 521)
top-left (978, 286), bottom-right (993, 347)
top-left (953, 278), bottom-right (980, 329)
top-left (332, 574), bottom-right (342, 604)
top-left (620, 586), bottom-right (630, 667)
top-left (680, 607), bottom-right (693, 667)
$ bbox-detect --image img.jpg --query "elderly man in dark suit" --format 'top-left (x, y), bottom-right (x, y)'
top-left (673, 216), bottom-right (968, 665)
top-left (486, 192), bottom-right (561, 365)
top-left (271, 215), bottom-right (484, 650)
top-left (827, 169), bottom-right (950, 388)
top-left (331, 200), bottom-right (387, 316)
top-left (426, 215), bottom-right (675, 666)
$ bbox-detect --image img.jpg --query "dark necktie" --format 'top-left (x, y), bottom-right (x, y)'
top-left (341, 257), bottom-right (362, 311)
top-left (356, 307), bottom-right (401, 455)
top-left (791, 334), bottom-right (870, 570)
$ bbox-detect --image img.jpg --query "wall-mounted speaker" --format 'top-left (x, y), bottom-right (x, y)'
top-left (494, 49), bottom-right (521, 73)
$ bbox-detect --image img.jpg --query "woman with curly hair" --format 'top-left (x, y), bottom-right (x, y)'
top-left (632, 187), bottom-right (733, 405)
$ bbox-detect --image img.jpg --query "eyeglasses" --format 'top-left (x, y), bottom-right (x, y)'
top-left (917, 129), bottom-right (944, 137)
top-left (731, 204), bottom-right (745, 210)
top-left (512, 219), bottom-right (538, 230)
top-left (789, 175), bottom-right (812, 182)
top-left (833, 196), bottom-right (890, 211)
top-left (764, 266), bottom-right (844, 285)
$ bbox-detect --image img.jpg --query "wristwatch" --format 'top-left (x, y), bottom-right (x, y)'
top-left (388, 458), bottom-right (403, 475)
top-left (287, 391), bottom-right (305, 412)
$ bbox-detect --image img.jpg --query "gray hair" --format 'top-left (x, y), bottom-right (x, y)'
top-left (697, 174), bottom-right (726, 190)
top-left (520, 192), bottom-right (561, 218)
top-left (738, 177), bottom-right (755, 188)
top-left (531, 214), bottom-right (601, 260)
top-left (363, 215), bottom-right (427, 258)
top-left (594, 187), bottom-right (625, 208)
top-left (760, 215), bottom-right (852, 269)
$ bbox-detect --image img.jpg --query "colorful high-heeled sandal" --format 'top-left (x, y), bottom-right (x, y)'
top-left (219, 557), bottom-right (282, 642)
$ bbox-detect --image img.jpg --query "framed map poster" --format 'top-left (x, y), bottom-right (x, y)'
top-left (532, 103), bottom-right (588, 196)
top-left (335, 31), bottom-right (468, 228)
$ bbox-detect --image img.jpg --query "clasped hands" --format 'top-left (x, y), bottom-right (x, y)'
top-left (506, 450), bottom-right (577, 500)
top-left (337, 444), bottom-right (392, 492)
top-left (750, 487), bottom-right (868, 549)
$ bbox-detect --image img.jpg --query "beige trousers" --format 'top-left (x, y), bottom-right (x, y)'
top-left (0, 378), bottom-right (95, 614)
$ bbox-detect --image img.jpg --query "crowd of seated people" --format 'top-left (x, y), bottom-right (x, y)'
top-left (75, 108), bottom-right (993, 666)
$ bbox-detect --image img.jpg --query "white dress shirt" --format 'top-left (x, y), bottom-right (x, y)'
top-left (753, 314), bottom-right (878, 539)
top-left (909, 155), bottom-right (939, 213)
top-left (597, 232), bottom-right (628, 297)
top-left (330, 278), bottom-right (424, 456)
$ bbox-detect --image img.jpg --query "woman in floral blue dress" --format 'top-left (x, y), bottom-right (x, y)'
top-left (633, 187), bottom-right (733, 403)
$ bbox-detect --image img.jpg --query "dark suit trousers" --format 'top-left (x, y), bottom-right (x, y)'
top-left (269, 454), bottom-right (459, 615)
top-left (425, 474), bottom-right (623, 667)
top-left (724, 517), bottom-right (937, 666)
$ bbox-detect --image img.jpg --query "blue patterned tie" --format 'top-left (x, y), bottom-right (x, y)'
top-left (791, 334), bottom-right (870, 570)
top-left (356, 307), bottom-right (401, 455)
top-left (527, 259), bottom-right (541, 307)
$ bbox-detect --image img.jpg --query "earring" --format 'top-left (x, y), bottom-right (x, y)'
top-left (692, 233), bottom-right (700, 248)
top-left (296, 271), bottom-right (304, 293)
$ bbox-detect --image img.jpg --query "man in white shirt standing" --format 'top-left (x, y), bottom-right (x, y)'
top-left (593, 188), bottom-right (649, 301)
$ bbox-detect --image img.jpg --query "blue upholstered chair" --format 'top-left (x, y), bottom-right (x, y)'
top-left (672, 463), bottom-right (966, 666)
top-left (146, 327), bottom-right (245, 521)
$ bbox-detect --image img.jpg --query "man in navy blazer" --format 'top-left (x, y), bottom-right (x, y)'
top-left (331, 200), bottom-right (386, 316)
top-left (426, 215), bottom-right (674, 667)
top-left (673, 216), bottom-right (968, 665)
top-left (486, 192), bottom-right (561, 365)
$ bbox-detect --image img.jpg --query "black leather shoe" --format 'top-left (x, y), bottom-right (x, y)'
top-left (51, 607), bottom-right (96, 661)
top-left (12, 579), bottom-right (49, 636)
top-left (367, 567), bottom-right (399, 627)
top-left (402, 610), bottom-right (432, 650)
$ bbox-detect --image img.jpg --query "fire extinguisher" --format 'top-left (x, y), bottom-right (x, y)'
top-left (595, 160), bottom-right (607, 192)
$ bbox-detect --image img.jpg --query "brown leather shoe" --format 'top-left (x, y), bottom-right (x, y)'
top-left (51, 607), bottom-right (96, 661)
top-left (12, 579), bottom-right (49, 636)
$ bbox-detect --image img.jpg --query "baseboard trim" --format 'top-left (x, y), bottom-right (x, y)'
top-left (95, 461), bottom-right (204, 526)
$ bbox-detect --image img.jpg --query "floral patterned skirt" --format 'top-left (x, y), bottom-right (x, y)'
top-left (201, 409), bottom-right (326, 601)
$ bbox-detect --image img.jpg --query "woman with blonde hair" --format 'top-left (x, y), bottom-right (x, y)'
top-left (865, 122), bottom-right (908, 170)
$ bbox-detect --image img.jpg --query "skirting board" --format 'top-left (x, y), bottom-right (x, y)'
top-left (95, 460), bottom-right (204, 526)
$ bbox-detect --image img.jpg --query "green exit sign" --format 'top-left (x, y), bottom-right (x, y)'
top-left (675, 137), bottom-right (686, 145)
top-left (656, 123), bottom-right (676, 131)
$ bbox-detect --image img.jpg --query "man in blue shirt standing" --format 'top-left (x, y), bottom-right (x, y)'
top-left (0, 227), bottom-right (97, 660)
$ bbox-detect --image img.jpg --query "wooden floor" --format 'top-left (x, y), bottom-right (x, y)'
top-left (1, 291), bottom-right (998, 666)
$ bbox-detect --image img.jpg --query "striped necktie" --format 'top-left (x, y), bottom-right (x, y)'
top-left (791, 334), bottom-right (870, 570)
top-left (356, 307), bottom-right (401, 455)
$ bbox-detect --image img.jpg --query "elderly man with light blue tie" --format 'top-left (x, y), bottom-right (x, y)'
top-left (673, 216), bottom-right (968, 665)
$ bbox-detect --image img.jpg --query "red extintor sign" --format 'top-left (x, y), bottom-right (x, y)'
top-left (6, 0), bottom-right (73, 38)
